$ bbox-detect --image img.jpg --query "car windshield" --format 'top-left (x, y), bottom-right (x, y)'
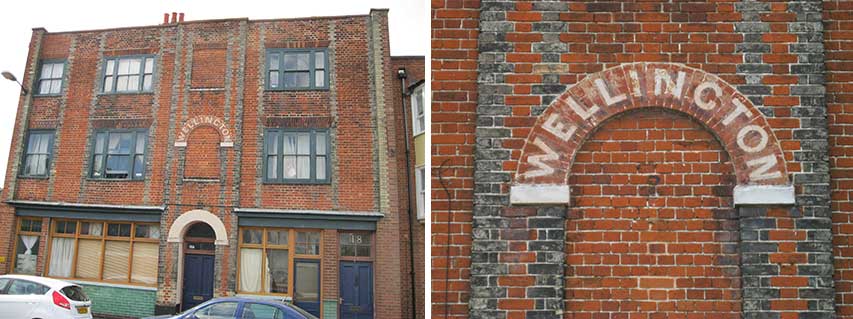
top-left (61, 285), bottom-right (89, 302)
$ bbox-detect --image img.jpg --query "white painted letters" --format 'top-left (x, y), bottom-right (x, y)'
top-left (722, 98), bottom-right (752, 126)
top-left (566, 96), bottom-right (600, 120)
top-left (737, 125), bottom-right (769, 153)
top-left (595, 78), bottom-right (627, 106)
top-left (543, 113), bottom-right (578, 142)
top-left (747, 154), bottom-right (783, 181)
top-left (522, 138), bottom-right (560, 178)
top-left (654, 69), bottom-right (686, 98)
top-left (694, 81), bottom-right (723, 111)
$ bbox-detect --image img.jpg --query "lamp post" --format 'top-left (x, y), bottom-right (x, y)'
top-left (1, 71), bottom-right (28, 96)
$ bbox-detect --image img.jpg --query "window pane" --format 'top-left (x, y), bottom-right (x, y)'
top-left (109, 133), bottom-right (133, 154)
top-left (103, 241), bottom-right (130, 281)
top-left (80, 222), bottom-right (103, 236)
top-left (27, 134), bottom-right (41, 155)
top-left (105, 60), bottom-right (115, 76)
top-left (104, 76), bottom-right (114, 92)
top-left (269, 71), bottom-right (279, 88)
top-left (266, 133), bottom-right (279, 155)
top-left (131, 242), bottom-right (158, 284)
top-left (297, 134), bottom-right (310, 155)
top-left (144, 58), bottom-right (154, 74)
top-left (143, 75), bottom-right (153, 91)
top-left (126, 75), bottom-right (140, 91)
top-left (92, 155), bottom-right (103, 177)
top-left (37, 134), bottom-right (50, 153)
top-left (198, 302), bottom-right (238, 318)
top-left (284, 156), bottom-right (297, 179)
top-left (284, 72), bottom-right (310, 88)
top-left (269, 53), bottom-right (279, 70)
top-left (267, 230), bottom-right (288, 246)
top-left (7, 280), bottom-right (48, 295)
top-left (133, 155), bottom-right (144, 178)
top-left (239, 248), bottom-right (262, 292)
top-left (242, 303), bottom-right (284, 319)
top-left (266, 155), bottom-right (278, 179)
top-left (315, 70), bottom-right (325, 87)
top-left (128, 59), bottom-right (141, 74)
top-left (48, 237), bottom-right (75, 277)
top-left (295, 261), bottom-right (320, 302)
top-left (314, 51), bottom-right (325, 69)
top-left (76, 239), bottom-right (101, 279)
top-left (41, 64), bottom-right (52, 80)
top-left (283, 53), bottom-right (310, 70)
top-left (106, 155), bottom-right (130, 178)
top-left (134, 224), bottom-right (159, 239)
top-left (316, 132), bottom-right (326, 155)
top-left (296, 232), bottom-right (320, 255)
top-left (49, 80), bottom-right (62, 94)
top-left (316, 156), bottom-right (326, 180)
top-left (117, 59), bottom-right (131, 75)
top-left (266, 249), bottom-right (288, 293)
top-left (56, 221), bottom-right (76, 234)
top-left (115, 75), bottom-right (128, 91)
top-left (107, 223), bottom-right (131, 237)
top-left (51, 63), bottom-right (63, 78)
top-left (283, 134), bottom-right (296, 155)
top-left (242, 229), bottom-right (262, 244)
top-left (297, 156), bottom-right (310, 179)
top-left (15, 235), bottom-right (39, 274)
top-left (136, 132), bottom-right (146, 152)
top-left (39, 80), bottom-right (52, 95)
top-left (35, 155), bottom-right (48, 175)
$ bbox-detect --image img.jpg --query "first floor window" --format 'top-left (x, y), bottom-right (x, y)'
top-left (102, 56), bottom-right (155, 93)
top-left (264, 129), bottom-right (329, 183)
top-left (238, 228), bottom-right (321, 295)
top-left (45, 219), bottom-right (159, 285)
top-left (91, 130), bottom-right (147, 180)
top-left (266, 48), bottom-right (327, 90)
top-left (13, 218), bottom-right (42, 275)
top-left (416, 167), bottom-right (425, 221)
top-left (22, 131), bottom-right (54, 177)
top-left (411, 84), bottom-right (424, 135)
top-left (37, 61), bottom-right (64, 95)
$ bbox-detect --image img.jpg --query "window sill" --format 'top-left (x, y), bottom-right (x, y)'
top-left (265, 88), bottom-right (330, 92)
top-left (17, 175), bottom-right (50, 180)
top-left (86, 178), bottom-right (146, 182)
top-left (263, 181), bottom-right (331, 185)
top-left (32, 94), bottom-right (63, 98)
top-left (97, 91), bottom-right (155, 96)
top-left (413, 132), bottom-right (425, 138)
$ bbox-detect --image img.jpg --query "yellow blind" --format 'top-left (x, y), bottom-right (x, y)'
top-left (76, 240), bottom-right (102, 279)
top-left (131, 242), bottom-right (158, 284)
top-left (103, 241), bottom-right (129, 281)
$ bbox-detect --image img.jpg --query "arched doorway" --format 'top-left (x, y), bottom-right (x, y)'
top-left (181, 222), bottom-right (217, 310)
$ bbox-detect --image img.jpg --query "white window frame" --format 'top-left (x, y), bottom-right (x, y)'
top-left (416, 167), bottom-right (425, 221)
top-left (411, 84), bottom-right (425, 136)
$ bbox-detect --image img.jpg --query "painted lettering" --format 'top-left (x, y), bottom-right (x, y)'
top-left (654, 69), bottom-right (686, 98)
top-left (595, 78), bottom-right (627, 106)
top-left (693, 81), bottom-right (722, 111)
top-left (543, 113), bottom-right (578, 142)
top-left (737, 125), bottom-right (769, 153)
top-left (722, 98), bottom-right (752, 126)
top-left (566, 96), bottom-right (600, 120)
top-left (628, 70), bottom-right (642, 97)
top-left (522, 138), bottom-right (560, 178)
top-left (747, 154), bottom-right (783, 181)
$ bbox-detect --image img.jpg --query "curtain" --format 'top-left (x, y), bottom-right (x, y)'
top-left (48, 238), bottom-right (75, 277)
top-left (103, 241), bottom-right (129, 281)
top-left (20, 235), bottom-right (37, 255)
top-left (76, 240), bottom-right (101, 279)
top-left (131, 242), bottom-right (158, 284)
top-left (240, 248), bottom-right (262, 293)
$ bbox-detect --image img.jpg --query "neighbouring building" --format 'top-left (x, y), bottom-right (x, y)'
top-left (0, 10), bottom-right (422, 319)
top-left (433, 1), bottom-right (851, 319)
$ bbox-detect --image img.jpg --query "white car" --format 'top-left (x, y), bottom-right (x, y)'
top-left (0, 274), bottom-right (92, 319)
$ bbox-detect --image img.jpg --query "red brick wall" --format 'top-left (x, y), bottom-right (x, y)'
top-left (184, 126), bottom-right (221, 179)
top-left (432, 0), bottom-right (479, 318)
top-left (566, 110), bottom-right (740, 318)
top-left (828, 1), bottom-right (853, 317)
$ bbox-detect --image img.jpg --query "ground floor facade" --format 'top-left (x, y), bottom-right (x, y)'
top-left (4, 201), bottom-right (393, 319)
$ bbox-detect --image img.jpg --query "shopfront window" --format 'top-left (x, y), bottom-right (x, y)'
top-left (13, 218), bottom-right (42, 274)
top-left (238, 228), bottom-right (321, 296)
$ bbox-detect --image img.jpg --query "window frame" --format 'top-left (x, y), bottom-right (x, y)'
top-left (263, 128), bottom-right (331, 184)
top-left (10, 217), bottom-right (43, 275)
top-left (44, 219), bottom-right (159, 286)
top-left (339, 232), bottom-right (374, 262)
top-left (236, 227), bottom-right (322, 297)
top-left (35, 60), bottom-right (66, 96)
top-left (411, 83), bottom-right (425, 136)
top-left (100, 55), bottom-right (157, 94)
top-left (89, 129), bottom-right (148, 180)
top-left (265, 48), bottom-right (329, 91)
top-left (20, 130), bottom-right (55, 178)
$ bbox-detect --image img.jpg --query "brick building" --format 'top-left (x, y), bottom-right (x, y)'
top-left (433, 1), bottom-right (851, 318)
top-left (0, 10), bottom-right (423, 319)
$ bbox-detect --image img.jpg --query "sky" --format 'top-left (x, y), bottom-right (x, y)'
top-left (0, 0), bottom-right (427, 185)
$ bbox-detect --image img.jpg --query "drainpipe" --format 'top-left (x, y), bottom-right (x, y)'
top-left (397, 67), bottom-right (418, 319)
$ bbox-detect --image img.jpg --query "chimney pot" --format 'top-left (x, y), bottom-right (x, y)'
top-left (163, 13), bottom-right (169, 24)
top-left (171, 12), bottom-right (177, 24)
top-left (179, 13), bottom-right (184, 23)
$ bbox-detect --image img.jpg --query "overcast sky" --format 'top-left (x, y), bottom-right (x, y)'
top-left (0, 0), bottom-right (426, 185)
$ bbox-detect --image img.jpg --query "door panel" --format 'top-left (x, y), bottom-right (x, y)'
top-left (340, 262), bottom-right (373, 319)
top-left (182, 254), bottom-right (215, 310)
top-left (294, 260), bottom-right (321, 317)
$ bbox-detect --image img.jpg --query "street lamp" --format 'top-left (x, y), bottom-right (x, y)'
top-left (1, 71), bottom-right (28, 96)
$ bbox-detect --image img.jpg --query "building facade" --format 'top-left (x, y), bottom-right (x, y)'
top-left (433, 1), bottom-right (851, 319)
top-left (1, 10), bottom-right (420, 319)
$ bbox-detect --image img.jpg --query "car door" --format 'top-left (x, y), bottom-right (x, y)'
top-left (192, 301), bottom-right (241, 319)
top-left (1, 279), bottom-right (49, 318)
top-left (0, 278), bottom-right (16, 318)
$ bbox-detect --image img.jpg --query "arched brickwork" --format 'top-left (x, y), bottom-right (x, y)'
top-left (566, 109), bottom-right (741, 318)
top-left (514, 63), bottom-right (788, 189)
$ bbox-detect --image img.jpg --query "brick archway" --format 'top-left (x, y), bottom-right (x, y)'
top-left (511, 63), bottom-right (792, 205)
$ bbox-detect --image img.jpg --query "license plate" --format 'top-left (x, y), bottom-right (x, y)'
top-left (77, 306), bottom-right (89, 314)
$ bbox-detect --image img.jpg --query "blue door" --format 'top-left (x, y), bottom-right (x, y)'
top-left (340, 262), bottom-right (373, 319)
top-left (182, 254), bottom-right (214, 310)
top-left (294, 260), bottom-right (321, 317)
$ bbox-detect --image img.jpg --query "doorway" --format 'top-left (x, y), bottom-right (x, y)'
top-left (181, 223), bottom-right (216, 310)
